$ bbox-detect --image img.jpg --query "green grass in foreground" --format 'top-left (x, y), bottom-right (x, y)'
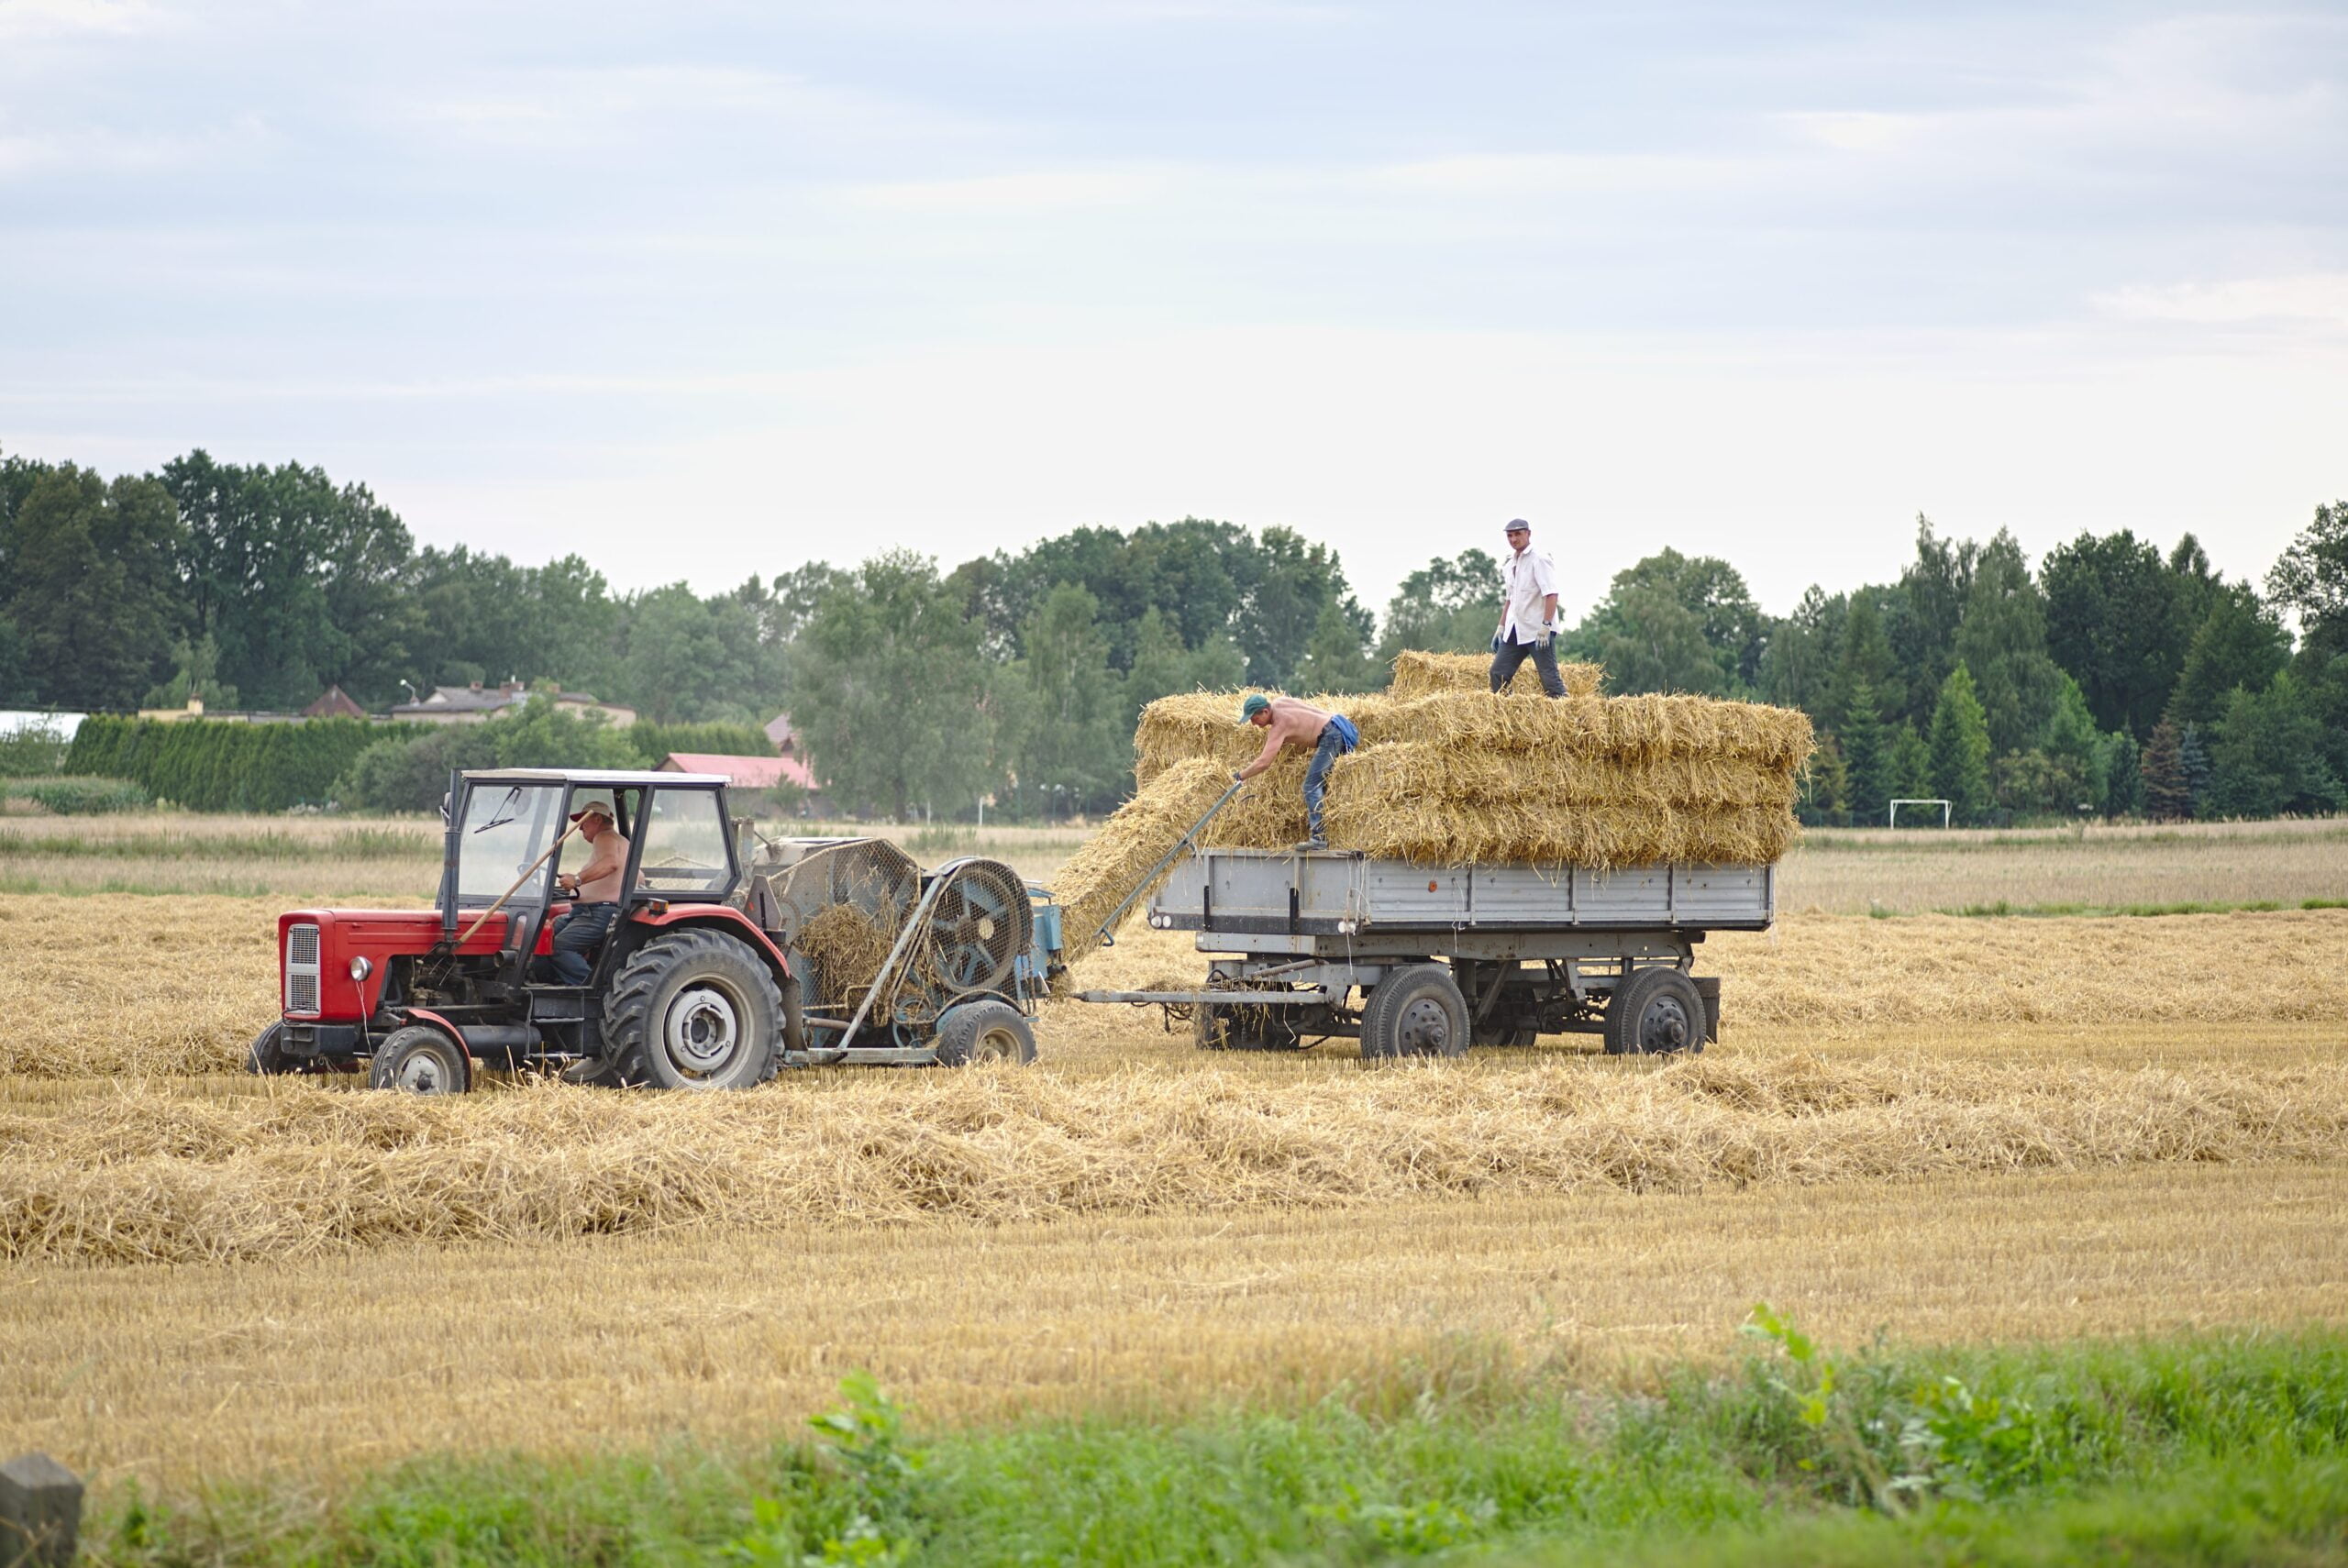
top-left (83, 1323), bottom-right (2348, 1567)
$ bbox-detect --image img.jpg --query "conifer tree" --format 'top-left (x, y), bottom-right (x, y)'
top-left (2178, 723), bottom-right (2213, 816)
top-left (2139, 720), bottom-right (2191, 822)
top-left (1928, 664), bottom-right (1993, 824)
top-left (1838, 679), bottom-right (1889, 824)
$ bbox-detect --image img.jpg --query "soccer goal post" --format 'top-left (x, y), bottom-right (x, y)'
top-left (1888, 798), bottom-right (1952, 828)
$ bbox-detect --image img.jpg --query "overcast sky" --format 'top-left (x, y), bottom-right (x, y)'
top-left (3, 0), bottom-right (2342, 624)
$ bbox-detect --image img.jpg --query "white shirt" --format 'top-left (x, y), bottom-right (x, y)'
top-left (1500, 545), bottom-right (1559, 645)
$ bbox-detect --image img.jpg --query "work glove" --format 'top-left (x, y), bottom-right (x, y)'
top-left (1541, 619), bottom-right (1557, 643)
top-left (1231, 770), bottom-right (1246, 784)
top-left (1490, 632), bottom-right (1504, 654)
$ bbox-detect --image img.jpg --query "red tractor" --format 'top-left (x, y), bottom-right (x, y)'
top-left (252, 768), bottom-right (798, 1092)
top-left (253, 767), bottom-right (1062, 1092)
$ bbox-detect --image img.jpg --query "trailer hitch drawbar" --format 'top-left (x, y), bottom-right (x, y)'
top-left (1074, 987), bottom-right (1335, 1006)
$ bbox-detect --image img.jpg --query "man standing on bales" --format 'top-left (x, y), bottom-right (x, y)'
top-left (1235, 693), bottom-right (1360, 852)
top-left (1490, 517), bottom-right (1566, 698)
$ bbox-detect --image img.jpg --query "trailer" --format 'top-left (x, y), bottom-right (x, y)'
top-left (1077, 848), bottom-right (1773, 1059)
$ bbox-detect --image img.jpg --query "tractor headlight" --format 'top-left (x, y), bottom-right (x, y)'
top-left (349, 955), bottom-right (373, 981)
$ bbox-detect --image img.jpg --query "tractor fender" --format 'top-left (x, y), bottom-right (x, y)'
top-left (393, 1006), bottom-right (475, 1059)
top-left (625, 905), bottom-right (795, 990)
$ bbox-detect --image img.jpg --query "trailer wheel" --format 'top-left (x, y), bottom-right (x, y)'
top-left (935, 999), bottom-right (1036, 1066)
top-left (1603, 967), bottom-right (1705, 1055)
top-left (603, 928), bottom-right (781, 1090)
top-left (1361, 963), bottom-right (1468, 1062)
top-left (369, 1025), bottom-right (472, 1094)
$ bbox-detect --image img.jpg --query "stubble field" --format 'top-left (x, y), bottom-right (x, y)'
top-left (0, 813), bottom-right (2343, 1526)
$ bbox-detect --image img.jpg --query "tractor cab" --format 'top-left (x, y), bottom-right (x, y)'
top-left (258, 767), bottom-right (800, 1093)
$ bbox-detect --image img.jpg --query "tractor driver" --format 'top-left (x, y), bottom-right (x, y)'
top-left (534, 798), bottom-right (629, 986)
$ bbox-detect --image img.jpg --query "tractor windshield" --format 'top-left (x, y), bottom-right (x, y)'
top-left (456, 782), bottom-right (565, 904)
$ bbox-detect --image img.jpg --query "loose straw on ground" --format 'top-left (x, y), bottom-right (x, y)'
top-left (5, 1054), bottom-right (2339, 1264)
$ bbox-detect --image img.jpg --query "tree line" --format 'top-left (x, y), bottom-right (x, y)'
top-left (2, 443), bottom-right (2340, 823)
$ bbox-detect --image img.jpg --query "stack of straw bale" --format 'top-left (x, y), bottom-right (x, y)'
top-left (1052, 654), bottom-right (1812, 951)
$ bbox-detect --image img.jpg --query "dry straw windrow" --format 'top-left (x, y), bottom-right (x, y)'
top-left (5, 1054), bottom-right (2340, 1264)
top-left (1387, 649), bottom-right (1603, 701)
top-left (12, 895), bottom-right (2344, 1077)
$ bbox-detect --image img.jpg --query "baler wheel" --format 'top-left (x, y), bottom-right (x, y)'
top-left (934, 999), bottom-right (1036, 1066)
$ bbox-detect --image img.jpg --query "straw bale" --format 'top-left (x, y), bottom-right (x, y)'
top-left (1331, 741), bottom-right (1798, 810)
top-left (1052, 758), bottom-right (1233, 950)
top-left (1323, 793), bottom-right (1798, 868)
top-left (1135, 693), bottom-right (1402, 786)
top-left (1387, 649), bottom-right (1603, 700)
top-left (5, 1055), bottom-right (2340, 1264)
top-left (1138, 690), bottom-right (1811, 778)
top-left (1377, 692), bottom-right (1814, 768)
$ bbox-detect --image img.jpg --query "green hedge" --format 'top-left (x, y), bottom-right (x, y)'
top-left (65, 715), bottom-right (409, 812)
top-left (626, 721), bottom-right (776, 766)
top-left (2, 775), bottom-right (152, 813)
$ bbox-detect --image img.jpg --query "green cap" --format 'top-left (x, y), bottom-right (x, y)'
top-left (1239, 694), bottom-right (1271, 721)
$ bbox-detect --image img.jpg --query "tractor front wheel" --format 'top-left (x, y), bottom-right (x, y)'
top-left (369, 1025), bottom-right (472, 1094)
top-left (603, 928), bottom-right (781, 1090)
top-left (247, 1021), bottom-right (293, 1076)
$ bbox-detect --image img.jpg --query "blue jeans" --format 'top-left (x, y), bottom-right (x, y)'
top-left (534, 902), bottom-right (617, 986)
top-left (1490, 635), bottom-right (1566, 697)
top-left (1301, 716), bottom-right (1359, 840)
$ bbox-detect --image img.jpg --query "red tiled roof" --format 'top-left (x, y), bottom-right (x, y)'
top-left (660, 753), bottom-right (814, 790)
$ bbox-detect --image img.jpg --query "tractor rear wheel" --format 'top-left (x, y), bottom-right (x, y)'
top-left (1602, 967), bottom-right (1705, 1055)
top-left (1359, 963), bottom-right (1468, 1063)
top-left (602, 928), bottom-right (781, 1090)
top-left (369, 1025), bottom-right (472, 1094)
top-left (934, 999), bottom-right (1036, 1066)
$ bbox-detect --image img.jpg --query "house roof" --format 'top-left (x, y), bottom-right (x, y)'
top-left (661, 753), bottom-right (814, 790)
top-left (763, 712), bottom-right (796, 746)
top-left (390, 683), bottom-right (616, 717)
top-left (302, 685), bottom-right (367, 719)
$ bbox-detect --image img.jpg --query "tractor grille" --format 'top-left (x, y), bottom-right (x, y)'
top-left (284, 923), bottom-right (321, 1014)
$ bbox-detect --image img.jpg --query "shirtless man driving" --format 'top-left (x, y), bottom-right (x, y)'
top-left (534, 798), bottom-right (630, 985)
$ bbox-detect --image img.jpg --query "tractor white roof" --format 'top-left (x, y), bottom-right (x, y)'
top-left (460, 768), bottom-right (730, 787)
